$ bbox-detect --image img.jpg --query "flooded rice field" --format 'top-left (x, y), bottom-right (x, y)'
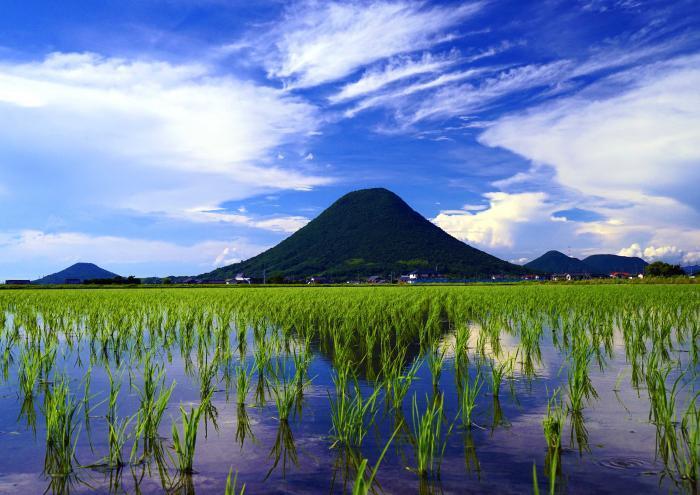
top-left (0, 285), bottom-right (697, 494)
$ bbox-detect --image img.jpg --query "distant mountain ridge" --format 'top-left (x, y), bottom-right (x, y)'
top-left (582, 254), bottom-right (648, 275)
top-left (33, 262), bottom-right (120, 284)
top-left (682, 265), bottom-right (700, 275)
top-left (199, 188), bottom-right (527, 281)
top-left (523, 250), bottom-right (590, 274)
top-left (524, 251), bottom-right (648, 275)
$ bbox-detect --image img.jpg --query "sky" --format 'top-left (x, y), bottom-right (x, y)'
top-left (0, 0), bottom-right (699, 279)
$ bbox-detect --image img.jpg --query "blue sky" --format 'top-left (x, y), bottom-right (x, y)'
top-left (1, 0), bottom-right (699, 279)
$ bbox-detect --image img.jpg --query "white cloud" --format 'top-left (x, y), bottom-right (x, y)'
top-left (480, 55), bottom-right (700, 257)
top-left (181, 207), bottom-right (309, 233)
top-left (618, 243), bottom-right (700, 264)
top-left (344, 67), bottom-right (487, 118)
top-left (263, 1), bottom-right (483, 88)
top-left (0, 52), bottom-right (331, 219)
top-left (405, 61), bottom-right (571, 124)
top-left (0, 230), bottom-right (268, 278)
top-left (329, 52), bottom-right (457, 103)
top-left (433, 192), bottom-right (550, 248)
top-left (481, 55), bottom-right (700, 205)
top-left (461, 204), bottom-right (488, 211)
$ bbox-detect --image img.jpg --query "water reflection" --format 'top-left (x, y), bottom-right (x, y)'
top-left (234, 403), bottom-right (254, 448)
top-left (569, 411), bottom-right (590, 455)
top-left (490, 396), bottom-right (508, 432)
top-left (462, 431), bottom-right (480, 477)
top-left (265, 420), bottom-right (298, 480)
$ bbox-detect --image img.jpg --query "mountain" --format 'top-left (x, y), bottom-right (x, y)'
top-left (524, 250), bottom-right (591, 274)
top-left (582, 254), bottom-right (648, 275)
top-left (200, 188), bottom-right (527, 281)
top-left (523, 251), bottom-right (649, 275)
top-left (33, 262), bottom-right (120, 284)
top-left (682, 265), bottom-right (699, 275)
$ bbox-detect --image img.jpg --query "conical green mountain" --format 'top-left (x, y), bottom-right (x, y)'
top-left (33, 262), bottom-right (119, 284)
top-left (200, 188), bottom-right (526, 280)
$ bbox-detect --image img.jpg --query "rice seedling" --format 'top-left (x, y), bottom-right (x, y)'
top-left (329, 378), bottom-right (381, 449)
top-left (542, 389), bottom-right (565, 451)
top-left (42, 377), bottom-right (82, 477)
top-left (105, 414), bottom-right (133, 469)
top-left (453, 322), bottom-right (471, 365)
top-left (235, 361), bottom-right (254, 405)
top-left (382, 352), bottom-right (421, 412)
top-left (269, 360), bottom-right (298, 422)
top-left (198, 355), bottom-right (220, 402)
top-left (105, 366), bottom-right (123, 426)
top-left (131, 357), bottom-right (175, 461)
top-left (351, 426), bottom-right (400, 495)
top-left (646, 363), bottom-right (682, 465)
top-left (490, 355), bottom-right (514, 398)
top-left (225, 468), bottom-right (246, 495)
top-left (18, 348), bottom-right (42, 399)
top-left (677, 395), bottom-right (699, 484)
top-left (171, 394), bottom-right (211, 474)
top-left (0, 281), bottom-right (697, 493)
top-left (426, 342), bottom-right (447, 390)
top-left (566, 345), bottom-right (598, 414)
top-left (458, 370), bottom-right (483, 429)
top-left (532, 461), bottom-right (540, 495)
top-left (409, 393), bottom-right (454, 479)
top-left (532, 443), bottom-right (559, 495)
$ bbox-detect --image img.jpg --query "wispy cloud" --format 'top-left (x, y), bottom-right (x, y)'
top-left (404, 61), bottom-right (571, 125)
top-left (480, 55), bottom-right (700, 206)
top-left (261, 0), bottom-right (484, 88)
top-left (183, 207), bottom-right (309, 233)
top-left (344, 67), bottom-right (489, 118)
top-left (328, 51), bottom-right (458, 103)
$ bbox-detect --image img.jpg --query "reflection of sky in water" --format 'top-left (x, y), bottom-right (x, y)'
top-left (0, 317), bottom-right (695, 494)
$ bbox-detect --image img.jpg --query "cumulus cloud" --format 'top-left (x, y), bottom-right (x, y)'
top-left (0, 52), bottom-right (331, 221)
top-left (618, 243), bottom-right (700, 264)
top-left (262, 1), bottom-right (483, 88)
top-left (433, 192), bottom-right (550, 248)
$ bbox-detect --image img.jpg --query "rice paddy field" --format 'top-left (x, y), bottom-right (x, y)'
top-left (0, 285), bottom-right (697, 494)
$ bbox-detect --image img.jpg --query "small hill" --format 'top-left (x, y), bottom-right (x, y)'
top-left (33, 262), bottom-right (120, 284)
top-left (524, 250), bottom-right (590, 274)
top-left (200, 188), bottom-right (527, 280)
top-left (582, 254), bottom-right (647, 275)
top-left (682, 265), bottom-right (700, 275)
